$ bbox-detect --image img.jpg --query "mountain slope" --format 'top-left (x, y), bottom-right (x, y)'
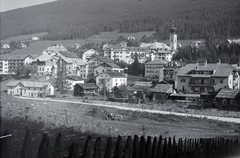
top-left (1, 0), bottom-right (240, 40)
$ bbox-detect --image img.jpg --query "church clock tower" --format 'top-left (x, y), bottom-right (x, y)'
top-left (170, 25), bottom-right (177, 51)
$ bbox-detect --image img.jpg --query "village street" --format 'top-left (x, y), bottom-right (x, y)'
top-left (16, 96), bottom-right (240, 124)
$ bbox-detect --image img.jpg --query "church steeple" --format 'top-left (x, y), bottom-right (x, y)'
top-left (170, 25), bottom-right (177, 51)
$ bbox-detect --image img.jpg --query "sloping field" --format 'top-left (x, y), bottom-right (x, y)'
top-left (1, 32), bottom-right (48, 43)
top-left (2, 92), bottom-right (240, 138)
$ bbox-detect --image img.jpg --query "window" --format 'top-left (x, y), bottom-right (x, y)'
top-left (115, 79), bottom-right (118, 81)
top-left (34, 88), bottom-right (36, 90)
top-left (17, 89), bottom-right (18, 93)
top-left (180, 79), bottom-right (186, 82)
top-left (116, 83), bottom-right (118, 86)
top-left (220, 79), bottom-right (223, 84)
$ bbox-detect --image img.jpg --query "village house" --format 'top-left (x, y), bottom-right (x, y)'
top-left (7, 80), bottom-right (54, 97)
top-left (72, 43), bottom-right (81, 49)
top-left (59, 51), bottom-right (88, 78)
top-left (163, 60), bottom-right (187, 81)
top-left (175, 60), bottom-right (240, 94)
top-left (129, 81), bottom-right (153, 100)
top-left (151, 84), bottom-right (176, 102)
top-left (145, 60), bottom-right (168, 78)
top-left (1, 44), bottom-right (10, 49)
top-left (0, 54), bottom-right (34, 74)
top-left (32, 37), bottom-right (39, 41)
top-left (96, 72), bottom-right (127, 92)
top-left (87, 55), bottom-right (115, 77)
top-left (66, 76), bottom-right (84, 90)
top-left (94, 62), bottom-right (123, 76)
top-left (82, 49), bottom-right (98, 62)
top-left (73, 83), bottom-right (98, 96)
top-left (42, 44), bottom-right (67, 56)
top-left (32, 54), bottom-right (58, 77)
top-left (215, 89), bottom-right (240, 110)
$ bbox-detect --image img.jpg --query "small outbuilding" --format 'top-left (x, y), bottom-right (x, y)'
top-left (151, 84), bottom-right (175, 102)
top-left (215, 89), bottom-right (240, 110)
top-left (74, 83), bottom-right (98, 96)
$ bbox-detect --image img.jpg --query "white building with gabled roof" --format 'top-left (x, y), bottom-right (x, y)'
top-left (96, 72), bottom-right (127, 92)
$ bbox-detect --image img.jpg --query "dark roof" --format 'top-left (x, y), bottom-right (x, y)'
top-left (90, 55), bottom-right (114, 63)
top-left (59, 51), bottom-right (79, 58)
top-left (134, 81), bottom-right (152, 87)
top-left (177, 63), bottom-right (238, 77)
top-left (215, 89), bottom-right (240, 99)
top-left (151, 84), bottom-right (173, 93)
top-left (7, 80), bottom-right (52, 88)
top-left (146, 60), bottom-right (168, 65)
top-left (76, 83), bottom-right (98, 90)
top-left (66, 76), bottom-right (84, 81)
top-left (99, 72), bottom-right (126, 78)
top-left (95, 62), bottom-right (120, 69)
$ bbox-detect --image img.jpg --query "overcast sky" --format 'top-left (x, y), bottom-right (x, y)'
top-left (1, 0), bottom-right (57, 12)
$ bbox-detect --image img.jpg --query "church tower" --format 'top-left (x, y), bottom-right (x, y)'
top-left (170, 25), bottom-right (177, 51)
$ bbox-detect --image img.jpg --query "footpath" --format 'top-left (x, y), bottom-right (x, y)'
top-left (16, 96), bottom-right (240, 124)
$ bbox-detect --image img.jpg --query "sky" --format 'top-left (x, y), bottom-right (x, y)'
top-left (0, 0), bottom-right (57, 12)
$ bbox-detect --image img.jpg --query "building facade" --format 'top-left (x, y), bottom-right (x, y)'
top-left (94, 62), bottom-right (123, 76)
top-left (7, 80), bottom-right (54, 97)
top-left (175, 61), bottom-right (240, 94)
top-left (96, 72), bottom-right (127, 92)
top-left (145, 60), bottom-right (167, 78)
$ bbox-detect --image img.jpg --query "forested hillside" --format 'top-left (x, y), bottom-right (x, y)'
top-left (1, 0), bottom-right (240, 40)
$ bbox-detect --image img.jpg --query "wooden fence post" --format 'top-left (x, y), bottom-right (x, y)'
top-left (68, 143), bottom-right (79, 158)
top-left (145, 136), bottom-right (152, 158)
top-left (156, 136), bottom-right (163, 158)
top-left (82, 136), bottom-right (92, 158)
top-left (113, 135), bottom-right (123, 158)
top-left (132, 135), bottom-right (139, 158)
top-left (20, 130), bottom-right (33, 158)
top-left (93, 137), bottom-right (102, 158)
top-left (53, 133), bottom-right (63, 158)
top-left (38, 132), bottom-right (50, 158)
top-left (123, 136), bottom-right (132, 158)
top-left (161, 137), bottom-right (168, 158)
top-left (139, 136), bottom-right (146, 158)
top-left (104, 137), bottom-right (112, 158)
top-left (151, 137), bottom-right (158, 158)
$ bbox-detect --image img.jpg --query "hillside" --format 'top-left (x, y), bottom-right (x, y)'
top-left (1, 0), bottom-right (240, 40)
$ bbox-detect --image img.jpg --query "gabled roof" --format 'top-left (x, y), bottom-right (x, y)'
top-left (134, 81), bottom-right (152, 87)
top-left (59, 51), bottom-right (79, 58)
top-left (8, 55), bottom-right (32, 60)
top-left (98, 72), bottom-right (126, 78)
top-left (177, 63), bottom-right (238, 77)
top-left (146, 60), bottom-right (168, 65)
top-left (151, 84), bottom-right (173, 93)
top-left (60, 55), bottom-right (86, 65)
top-left (95, 62), bottom-right (120, 69)
top-left (215, 89), bottom-right (240, 99)
top-left (7, 80), bottom-right (52, 88)
top-left (140, 42), bottom-right (171, 50)
top-left (66, 76), bottom-right (84, 81)
top-left (90, 55), bottom-right (114, 63)
top-left (75, 83), bottom-right (98, 90)
top-left (34, 54), bottom-right (53, 62)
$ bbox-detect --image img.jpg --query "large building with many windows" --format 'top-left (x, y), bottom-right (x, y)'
top-left (145, 60), bottom-right (168, 78)
top-left (175, 61), bottom-right (240, 94)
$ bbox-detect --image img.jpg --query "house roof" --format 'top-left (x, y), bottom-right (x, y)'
top-left (95, 62), bottom-right (120, 69)
top-left (90, 55), bottom-right (114, 63)
top-left (61, 55), bottom-right (86, 65)
top-left (76, 83), bottom-right (98, 90)
top-left (134, 81), bottom-right (152, 87)
top-left (7, 80), bottom-right (51, 88)
top-left (177, 63), bottom-right (238, 77)
top-left (215, 89), bottom-right (240, 99)
top-left (59, 51), bottom-right (79, 58)
top-left (8, 55), bottom-right (31, 60)
top-left (34, 54), bottom-right (53, 62)
top-left (66, 76), bottom-right (84, 81)
top-left (146, 60), bottom-right (168, 65)
top-left (140, 42), bottom-right (171, 50)
top-left (99, 72), bottom-right (127, 78)
top-left (151, 84), bottom-right (173, 93)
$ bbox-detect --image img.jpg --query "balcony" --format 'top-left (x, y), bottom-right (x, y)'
top-left (189, 81), bottom-right (214, 86)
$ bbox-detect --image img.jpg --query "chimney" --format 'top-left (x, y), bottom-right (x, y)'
top-left (217, 59), bottom-right (221, 65)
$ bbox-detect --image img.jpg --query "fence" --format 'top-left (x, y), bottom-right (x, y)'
top-left (1, 130), bottom-right (239, 158)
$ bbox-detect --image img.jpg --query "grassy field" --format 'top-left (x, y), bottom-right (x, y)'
top-left (1, 32), bottom-right (48, 43)
top-left (2, 92), bottom-right (240, 139)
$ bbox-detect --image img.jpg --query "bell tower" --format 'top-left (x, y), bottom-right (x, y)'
top-left (170, 25), bottom-right (177, 51)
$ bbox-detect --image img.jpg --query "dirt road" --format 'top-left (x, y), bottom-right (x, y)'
top-left (16, 96), bottom-right (240, 124)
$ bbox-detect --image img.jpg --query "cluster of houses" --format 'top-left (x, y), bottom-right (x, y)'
top-left (2, 25), bottom-right (240, 110)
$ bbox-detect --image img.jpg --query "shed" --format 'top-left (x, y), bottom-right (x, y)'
top-left (74, 83), bottom-right (98, 96)
top-left (215, 89), bottom-right (240, 110)
top-left (151, 84), bottom-right (175, 101)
